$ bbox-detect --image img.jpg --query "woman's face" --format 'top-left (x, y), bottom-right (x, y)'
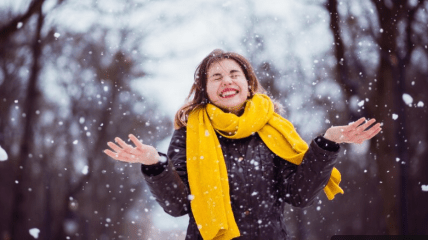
top-left (206, 59), bottom-right (249, 114)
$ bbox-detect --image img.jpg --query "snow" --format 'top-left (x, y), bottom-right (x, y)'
top-left (417, 101), bottom-right (424, 107)
top-left (392, 114), bottom-right (398, 120)
top-left (73, 140), bottom-right (78, 145)
top-left (29, 228), bottom-right (40, 239)
top-left (422, 185), bottom-right (428, 192)
top-left (402, 93), bottom-right (413, 105)
top-left (0, 145), bottom-right (8, 161)
top-left (357, 100), bottom-right (364, 107)
top-left (82, 165), bottom-right (89, 175)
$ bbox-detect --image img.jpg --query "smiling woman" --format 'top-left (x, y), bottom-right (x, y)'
top-left (205, 59), bottom-right (249, 115)
top-left (104, 49), bottom-right (382, 240)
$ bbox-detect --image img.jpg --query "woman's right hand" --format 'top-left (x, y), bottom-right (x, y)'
top-left (104, 134), bottom-right (160, 165)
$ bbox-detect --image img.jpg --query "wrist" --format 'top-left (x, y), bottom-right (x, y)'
top-left (139, 148), bottom-right (161, 165)
top-left (323, 131), bottom-right (340, 143)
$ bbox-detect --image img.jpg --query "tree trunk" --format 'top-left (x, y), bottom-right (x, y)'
top-left (366, 4), bottom-right (401, 232)
top-left (10, 4), bottom-right (44, 240)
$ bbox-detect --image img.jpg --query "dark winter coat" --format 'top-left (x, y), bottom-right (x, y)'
top-left (141, 127), bottom-right (340, 240)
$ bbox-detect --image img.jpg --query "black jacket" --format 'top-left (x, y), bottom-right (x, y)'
top-left (141, 127), bottom-right (340, 240)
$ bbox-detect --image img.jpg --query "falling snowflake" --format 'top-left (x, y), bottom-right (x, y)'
top-left (29, 228), bottom-right (40, 239)
top-left (0, 145), bottom-right (8, 161)
top-left (392, 114), bottom-right (398, 120)
top-left (402, 93), bottom-right (413, 106)
top-left (82, 165), bottom-right (89, 175)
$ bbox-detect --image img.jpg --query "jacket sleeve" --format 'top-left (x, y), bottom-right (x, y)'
top-left (276, 136), bottom-right (340, 208)
top-left (141, 128), bottom-right (191, 217)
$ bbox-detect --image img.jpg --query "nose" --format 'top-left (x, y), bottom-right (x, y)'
top-left (221, 76), bottom-right (233, 85)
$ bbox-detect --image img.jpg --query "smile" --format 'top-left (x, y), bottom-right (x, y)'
top-left (220, 88), bottom-right (239, 98)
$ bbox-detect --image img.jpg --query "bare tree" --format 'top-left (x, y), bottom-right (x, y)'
top-left (326, 0), bottom-right (428, 235)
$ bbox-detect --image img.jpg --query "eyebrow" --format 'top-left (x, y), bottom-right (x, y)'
top-left (210, 69), bottom-right (241, 78)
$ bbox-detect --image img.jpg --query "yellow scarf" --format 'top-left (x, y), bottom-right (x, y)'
top-left (186, 94), bottom-right (343, 240)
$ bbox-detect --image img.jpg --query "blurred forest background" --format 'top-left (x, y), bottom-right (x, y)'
top-left (1, 0), bottom-right (427, 239)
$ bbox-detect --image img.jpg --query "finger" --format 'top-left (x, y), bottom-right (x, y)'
top-left (356, 124), bottom-right (382, 141)
top-left (104, 149), bottom-right (136, 162)
top-left (348, 117), bottom-right (366, 129)
top-left (366, 126), bottom-right (382, 139)
top-left (343, 118), bottom-right (366, 133)
top-left (104, 149), bottom-right (121, 160)
top-left (129, 134), bottom-right (145, 149)
top-left (107, 141), bottom-right (123, 153)
top-left (110, 140), bottom-right (141, 156)
top-left (115, 137), bottom-right (133, 150)
top-left (355, 118), bottom-right (376, 133)
top-left (360, 123), bottom-right (381, 137)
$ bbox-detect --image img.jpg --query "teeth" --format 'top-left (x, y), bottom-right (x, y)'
top-left (221, 91), bottom-right (238, 97)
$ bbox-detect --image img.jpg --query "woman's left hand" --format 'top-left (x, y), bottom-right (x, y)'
top-left (323, 117), bottom-right (382, 144)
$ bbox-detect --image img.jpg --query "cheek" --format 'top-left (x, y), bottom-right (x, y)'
top-left (206, 82), bottom-right (219, 101)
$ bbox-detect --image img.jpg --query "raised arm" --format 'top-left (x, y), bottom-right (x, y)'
top-left (277, 136), bottom-right (340, 207)
top-left (104, 132), bottom-right (190, 217)
top-left (278, 117), bottom-right (382, 207)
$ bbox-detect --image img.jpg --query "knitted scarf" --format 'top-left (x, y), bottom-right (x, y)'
top-left (186, 94), bottom-right (343, 240)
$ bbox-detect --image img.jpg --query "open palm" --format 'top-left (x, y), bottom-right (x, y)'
top-left (324, 117), bottom-right (382, 144)
top-left (104, 134), bottom-right (160, 165)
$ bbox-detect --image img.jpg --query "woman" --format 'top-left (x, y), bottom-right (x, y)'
top-left (104, 49), bottom-right (381, 240)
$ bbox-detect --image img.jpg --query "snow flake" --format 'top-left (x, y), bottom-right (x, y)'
top-left (392, 114), bottom-right (398, 120)
top-left (357, 100), bottom-right (364, 107)
top-left (54, 32), bottom-right (61, 38)
top-left (82, 165), bottom-right (88, 175)
top-left (402, 94), bottom-right (413, 106)
top-left (79, 117), bottom-right (85, 124)
top-left (422, 185), bottom-right (428, 192)
top-left (29, 228), bottom-right (40, 239)
top-left (0, 145), bottom-right (8, 161)
top-left (73, 140), bottom-right (78, 145)
top-left (205, 130), bottom-right (210, 136)
top-left (417, 101), bottom-right (424, 107)
top-left (17, 22), bottom-right (23, 29)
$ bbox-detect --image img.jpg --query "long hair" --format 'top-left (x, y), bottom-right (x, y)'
top-left (174, 49), bottom-right (282, 129)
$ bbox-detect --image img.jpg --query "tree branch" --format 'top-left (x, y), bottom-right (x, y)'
top-left (0, 0), bottom-right (46, 43)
